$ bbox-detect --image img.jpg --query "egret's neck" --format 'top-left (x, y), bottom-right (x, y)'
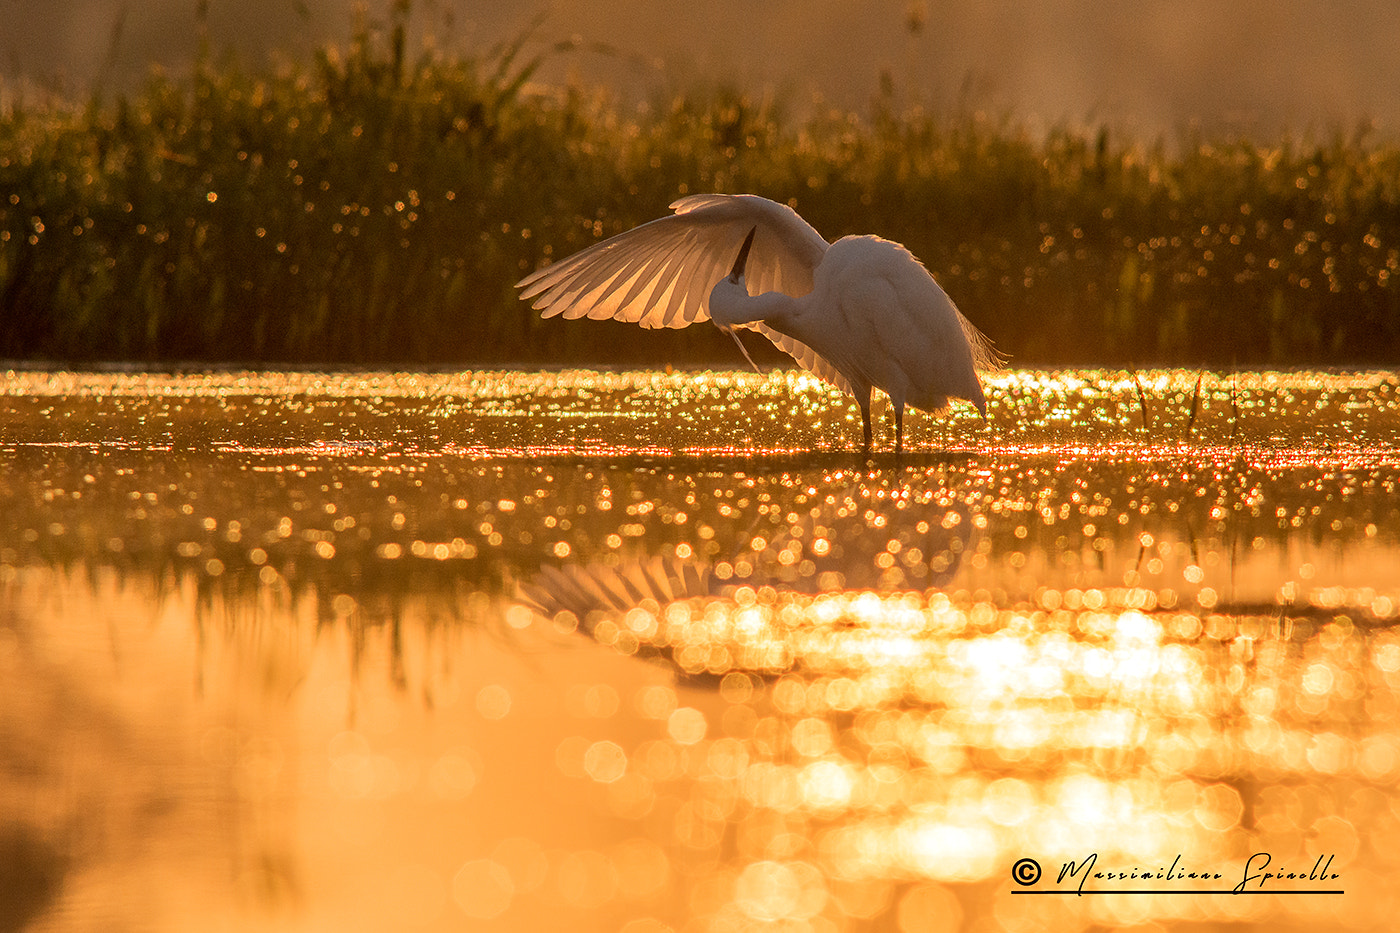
top-left (709, 278), bottom-right (795, 328)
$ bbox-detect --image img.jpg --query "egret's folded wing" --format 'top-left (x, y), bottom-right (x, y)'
top-left (752, 324), bottom-right (855, 396)
top-left (516, 194), bottom-right (829, 329)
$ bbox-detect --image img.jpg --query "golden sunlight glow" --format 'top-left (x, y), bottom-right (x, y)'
top-left (4, 367), bottom-right (1398, 931)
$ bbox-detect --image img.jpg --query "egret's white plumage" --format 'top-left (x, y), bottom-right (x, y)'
top-left (516, 193), bottom-right (998, 452)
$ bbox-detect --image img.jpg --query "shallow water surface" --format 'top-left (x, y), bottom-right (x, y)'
top-left (2, 368), bottom-right (1399, 932)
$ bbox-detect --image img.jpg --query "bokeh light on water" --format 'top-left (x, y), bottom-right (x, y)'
top-left (2, 368), bottom-right (1399, 931)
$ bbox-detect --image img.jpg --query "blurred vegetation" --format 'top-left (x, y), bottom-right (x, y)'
top-left (3, 2), bottom-right (1400, 366)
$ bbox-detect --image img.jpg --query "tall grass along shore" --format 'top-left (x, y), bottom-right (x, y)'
top-left (3, 7), bottom-right (1399, 367)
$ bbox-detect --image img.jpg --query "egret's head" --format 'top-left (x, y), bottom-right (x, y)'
top-left (708, 227), bottom-right (770, 374)
top-left (710, 226), bottom-right (758, 330)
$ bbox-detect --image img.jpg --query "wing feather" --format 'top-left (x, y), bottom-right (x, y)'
top-left (655, 233), bottom-right (712, 327)
top-left (752, 324), bottom-right (855, 396)
top-left (516, 195), bottom-right (829, 329)
top-left (557, 237), bottom-right (663, 320)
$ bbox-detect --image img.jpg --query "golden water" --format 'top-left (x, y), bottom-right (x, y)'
top-left (2, 368), bottom-right (1398, 931)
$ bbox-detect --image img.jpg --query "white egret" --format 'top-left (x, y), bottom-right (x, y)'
top-left (516, 194), bottom-right (999, 453)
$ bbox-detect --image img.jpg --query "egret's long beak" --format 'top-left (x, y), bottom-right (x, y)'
top-left (728, 227), bottom-right (757, 282)
top-left (724, 325), bottom-right (762, 373)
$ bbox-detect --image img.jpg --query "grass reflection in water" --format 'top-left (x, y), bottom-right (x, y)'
top-left (1, 369), bottom-right (1398, 931)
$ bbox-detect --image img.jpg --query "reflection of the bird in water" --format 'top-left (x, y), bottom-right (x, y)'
top-left (518, 486), bottom-right (978, 672)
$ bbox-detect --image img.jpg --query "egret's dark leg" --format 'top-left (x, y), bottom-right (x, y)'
top-left (858, 390), bottom-right (873, 456)
top-left (895, 403), bottom-right (905, 456)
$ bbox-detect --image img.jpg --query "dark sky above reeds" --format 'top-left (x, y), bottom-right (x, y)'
top-left (6, 0), bottom-right (1400, 137)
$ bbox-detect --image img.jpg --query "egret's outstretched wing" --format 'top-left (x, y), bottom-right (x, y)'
top-left (752, 324), bottom-right (855, 396)
top-left (516, 194), bottom-right (829, 329)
